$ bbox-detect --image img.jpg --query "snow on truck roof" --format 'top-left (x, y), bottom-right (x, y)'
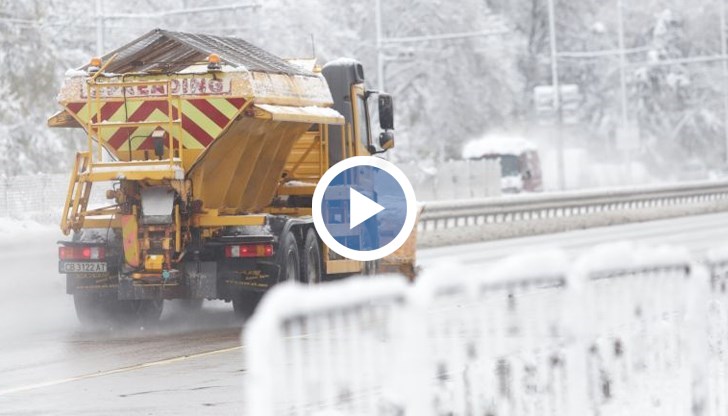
top-left (462, 135), bottom-right (538, 159)
top-left (56, 29), bottom-right (335, 110)
top-left (81, 28), bottom-right (313, 76)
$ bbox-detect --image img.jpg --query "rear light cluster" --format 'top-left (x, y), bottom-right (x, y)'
top-left (59, 246), bottom-right (106, 260)
top-left (225, 243), bottom-right (274, 258)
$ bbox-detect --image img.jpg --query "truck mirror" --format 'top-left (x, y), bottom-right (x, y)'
top-left (379, 130), bottom-right (395, 150)
top-left (378, 94), bottom-right (394, 131)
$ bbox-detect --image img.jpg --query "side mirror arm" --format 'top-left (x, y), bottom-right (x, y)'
top-left (367, 145), bottom-right (387, 155)
top-left (365, 89), bottom-right (379, 99)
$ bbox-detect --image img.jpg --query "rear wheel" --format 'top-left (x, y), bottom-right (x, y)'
top-left (73, 293), bottom-right (115, 327)
top-left (233, 291), bottom-right (263, 319)
top-left (73, 294), bottom-right (163, 328)
top-left (301, 229), bottom-right (322, 284)
top-left (279, 230), bottom-right (300, 283)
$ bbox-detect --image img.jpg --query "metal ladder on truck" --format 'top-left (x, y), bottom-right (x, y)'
top-left (61, 63), bottom-right (183, 235)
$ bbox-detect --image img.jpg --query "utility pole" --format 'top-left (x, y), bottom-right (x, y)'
top-left (372, 5), bottom-right (507, 161)
top-left (616, 0), bottom-right (629, 131)
top-left (616, 0), bottom-right (633, 182)
top-left (721, 0), bottom-right (728, 163)
top-left (375, 0), bottom-right (384, 92)
top-left (95, 0), bottom-right (104, 56)
top-left (374, 4), bottom-right (507, 94)
top-left (547, 0), bottom-right (565, 190)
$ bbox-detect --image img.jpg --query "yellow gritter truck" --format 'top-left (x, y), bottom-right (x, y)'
top-left (48, 29), bottom-right (415, 325)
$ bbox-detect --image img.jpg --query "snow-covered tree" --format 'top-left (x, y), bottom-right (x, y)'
top-left (632, 8), bottom-right (725, 170)
top-left (1, 0), bottom-right (728, 175)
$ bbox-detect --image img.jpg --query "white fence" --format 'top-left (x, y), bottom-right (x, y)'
top-left (245, 279), bottom-right (413, 415)
top-left (399, 159), bottom-right (502, 201)
top-left (0, 174), bottom-right (110, 223)
top-left (245, 242), bottom-right (726, 416)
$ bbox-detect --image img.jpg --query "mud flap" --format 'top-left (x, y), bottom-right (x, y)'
top-left (184, 261), bottom-right (217, 299)
top-left (377, 207), bottom-right (422, 281)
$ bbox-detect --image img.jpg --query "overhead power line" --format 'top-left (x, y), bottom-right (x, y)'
top-left (102, 3), bottom-right (260, 19)
top-left (627, 54), bottom-right (728, 67)
top-left (381, 26), bottom-right (509, 45)
top-left (558, 46), bottom-right (651, 59)
top-left (0, 3), bottom-right (259, 27)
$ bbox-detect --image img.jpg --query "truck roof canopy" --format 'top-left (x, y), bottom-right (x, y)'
top-left (82, 28), bottom-right (312, 76)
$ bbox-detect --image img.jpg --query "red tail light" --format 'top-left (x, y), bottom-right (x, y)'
top-left (225, 244), bottom-right (274, 258)
top-left (59, 246), bottom-right (105, 260)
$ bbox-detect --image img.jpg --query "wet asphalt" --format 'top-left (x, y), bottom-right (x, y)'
top-left (0, 228), bottom-right (248, 415)
top-left (4, 213), bottom-right (728, 414)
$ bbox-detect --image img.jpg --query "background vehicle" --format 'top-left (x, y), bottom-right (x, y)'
top-left (462, 136), bottom-right (543, 193)
top-left (49, 29), bottom-right (414, 325)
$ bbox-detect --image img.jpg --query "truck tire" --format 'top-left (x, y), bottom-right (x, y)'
top-left (233, 291), bottom-right (263, 319)
top-left (279, 230), bottom-right (300, 282)
top-left (73, 295), bottom-right (162, 327)
top-left (301, 229), bottom-right (322, 284)
top-left (73, 293), bottom-right (115, 327)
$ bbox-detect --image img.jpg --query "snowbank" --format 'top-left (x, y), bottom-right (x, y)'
top-left (0, 217), bottom-right (55, 236)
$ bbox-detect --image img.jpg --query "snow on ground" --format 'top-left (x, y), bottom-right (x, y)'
top-left (0, 217), bottom-right (57, 236)
top-left (0, 219), bottom-right (73, 338)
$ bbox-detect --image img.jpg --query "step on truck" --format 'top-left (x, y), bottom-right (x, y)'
top-left (49, 29), bottom-right (416, 326)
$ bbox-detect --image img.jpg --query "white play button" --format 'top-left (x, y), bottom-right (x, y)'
top-left (313, 156), bottom-right (418, 261)
top-left (349, 188), bottom-right (385, 229)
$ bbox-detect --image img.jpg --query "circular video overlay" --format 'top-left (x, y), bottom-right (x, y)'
top-left (312, 156), bottom-right (418, 262)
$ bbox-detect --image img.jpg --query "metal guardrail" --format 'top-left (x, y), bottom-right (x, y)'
top-left (418, 180), bottom-right (728, 232)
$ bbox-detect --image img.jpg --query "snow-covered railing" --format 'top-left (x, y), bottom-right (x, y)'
top-left (573, 245), bottom-right (707, 415)
top-left (418, 180), bottom-right (728, 234)
top-left (415, 252), bottom-right (575, 415)
top-left (705, 248), bottom-right (728, 415)
top-left (245, 278), bottom-right (413, 415)
top-left (245, 242), bottom-right (724, 416)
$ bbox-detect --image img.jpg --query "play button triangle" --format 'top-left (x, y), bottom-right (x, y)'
top-left (349, 188), bottom-right (385, 229)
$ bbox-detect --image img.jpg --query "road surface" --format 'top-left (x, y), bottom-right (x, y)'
top-left (2, 212), bottom-right (728, 414)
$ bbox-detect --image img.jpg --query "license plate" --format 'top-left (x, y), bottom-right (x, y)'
top-left (61, 262), bottom-right (107, 273)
